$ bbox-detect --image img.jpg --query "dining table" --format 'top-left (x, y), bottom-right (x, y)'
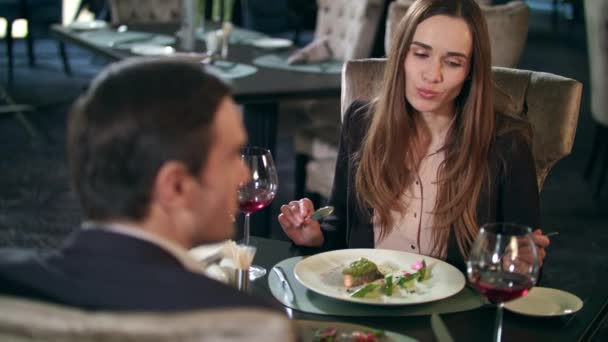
top-left (50, 22), bottom-right (342, 238)
top-left (248, 237), bottom-right (608, 342)
top-left (49, 23), bottom-right (342, 157)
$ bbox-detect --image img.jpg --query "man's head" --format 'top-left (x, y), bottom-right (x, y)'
top-left (68, 58), bottom-right (248, 247)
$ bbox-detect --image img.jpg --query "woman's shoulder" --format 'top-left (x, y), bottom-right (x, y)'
top-left (342, 100), bottom-right (374, 142)
top-left (494, 113), bottom-right (533, 154)
top-left (343, 100), bottom-right (374, 128)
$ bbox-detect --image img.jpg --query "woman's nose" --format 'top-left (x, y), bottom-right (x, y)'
top-left (422, 59), bottom-right (442, 83)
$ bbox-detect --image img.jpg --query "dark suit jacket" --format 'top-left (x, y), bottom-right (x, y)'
top-left (303, 101), bottom-right (540, 272)
top-left (0, 229), bottom-right (277, 311)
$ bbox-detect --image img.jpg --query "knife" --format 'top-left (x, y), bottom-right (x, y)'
top-left (431, 313), bottom-right (454, 342)
top-left (107, 34), bottom-right (154, 47)
top-left (272, 266), bottom-right (296, 304)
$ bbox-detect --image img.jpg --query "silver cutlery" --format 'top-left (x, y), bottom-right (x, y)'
top-left (272, 266), bottom-right (296, 304)
top-left (431, 313), bottom-right (454, 342)
top-left (108, 33), bottom-right (154, 48)
top-left (310, 206), bottom-right (334, 221)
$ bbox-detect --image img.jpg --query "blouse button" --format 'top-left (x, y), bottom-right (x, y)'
top-left (415, 181), bottom-right (419, 185)
top-left (414, 212), bottom-right (417, 218)
top-left (410, 244), bottom-right (416, 250)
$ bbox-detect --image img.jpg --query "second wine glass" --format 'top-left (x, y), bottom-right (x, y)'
top-left (467, 222), bottom-right (540, 342)
top-left (238, 146), bottom-right (278, 280)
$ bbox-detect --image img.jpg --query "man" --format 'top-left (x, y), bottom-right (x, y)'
top-left (0, 58), bottom-right (275, 311)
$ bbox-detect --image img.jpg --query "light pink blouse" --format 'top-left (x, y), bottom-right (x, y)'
top-left (373, 124), bottom-right (452, 259)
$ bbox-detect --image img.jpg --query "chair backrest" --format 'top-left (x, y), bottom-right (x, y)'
top-left (385, 0), bottom-right (529, 68)
top-left (314, 0), bottom-right (385, 61)
top-left (584, 0), bottom-right (608, 126)
top-left (0, 296), bottom-right (296, 342)
top-left (109, 0), bottom-right (181, 25)
top-left (341, 59), bottom-right (582, 190)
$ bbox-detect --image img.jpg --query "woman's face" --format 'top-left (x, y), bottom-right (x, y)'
top-left (404, 15), bottom-right (472, 117)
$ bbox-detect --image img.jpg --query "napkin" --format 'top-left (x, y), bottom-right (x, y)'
top-left (287, 37), bottom-right (333, 65)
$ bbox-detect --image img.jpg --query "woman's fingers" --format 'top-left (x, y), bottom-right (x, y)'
top-left (279, 204), bottom-right (303, 228)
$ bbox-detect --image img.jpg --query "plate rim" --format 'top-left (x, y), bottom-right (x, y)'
top-left (130, 44), bottom-right (175, 56)
top-left (504, 286), bottom-right (583, 317)
top-left (295, 319), bottom-right (416, 342)
top-left (68, 20), bottom-right (108, 30)
top-left (293, 248), bottom-right (465, 306)
top-left (252, 37), bottom-right (293, 49)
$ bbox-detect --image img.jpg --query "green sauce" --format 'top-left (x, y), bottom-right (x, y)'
top-left (342, 258), bottom-right (378, 276)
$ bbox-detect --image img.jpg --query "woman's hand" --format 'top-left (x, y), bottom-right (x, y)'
top-left (278, 198), bottom-right (324, 247)
top-left (532, 229), bottom-right (550, 266)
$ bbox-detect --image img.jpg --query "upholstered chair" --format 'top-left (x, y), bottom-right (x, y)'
top-left (0, 296), bottom-right (296, 341)
top-left (304, 58), bottom-right (582, 198)
top-left (385, 0), bottom-right (529, 68)
top-left (582, 0), bottom-right (608, 197)
top-left (109, 0), bottom-right (181, 25)
top-left (292, 0), bottom-right (385, 199)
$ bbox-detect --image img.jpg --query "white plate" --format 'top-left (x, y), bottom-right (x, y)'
top-left (252, 38), bottom-right (293, 49)
top-left (293, 248), bottom-right (465, 306)
top-left (130, 44), bottom-right (175, 56)
top-left (505, 287), bottom-right (583, 317)
top-left (296, 320), bottom-right (417, 342)
top-left (68, 20), bottom-right (108, 31)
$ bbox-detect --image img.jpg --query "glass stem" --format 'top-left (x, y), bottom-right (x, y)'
top-left (244, 213), bottom-right (251, 245)
top-left (493, 303), bottom-right (504, 342)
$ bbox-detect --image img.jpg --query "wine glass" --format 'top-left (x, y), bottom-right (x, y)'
top-left (238, 147), bottom-right (278, 280)
top-left (467, 223), bottom-right (540, 342)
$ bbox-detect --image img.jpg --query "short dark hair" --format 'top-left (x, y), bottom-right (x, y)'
top-left (67, 58), bottom-right (231, 221)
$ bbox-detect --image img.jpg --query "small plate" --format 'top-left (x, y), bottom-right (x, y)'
top-left (296, 320), bottom-right (417, 342)
top-left (130, 44), bottom-right (175, 56)
top-left (505, 287), bottom-right (583, 317)
top-left (68, 20), bottom-right (108, 31)
top-left (252, 38), bottom-right (293, 50)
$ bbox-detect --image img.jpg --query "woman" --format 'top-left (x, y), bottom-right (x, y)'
top-left (278, 0), bottom-right (549, 271)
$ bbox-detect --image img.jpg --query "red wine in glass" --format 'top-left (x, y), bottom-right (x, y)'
top-left (472, 271), bottom-right (533, 304)
top-left (238, 147), bottom-right (278, 281)
top-left (238, 189), bottom-right (275, 214)
top-left (467, 223), bottom-right (539, 342)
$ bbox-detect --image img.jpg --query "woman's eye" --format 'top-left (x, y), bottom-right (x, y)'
top-left (413, 52), bottom-right (428, 58)
top-left (446, 60), bottom-right (462, 67)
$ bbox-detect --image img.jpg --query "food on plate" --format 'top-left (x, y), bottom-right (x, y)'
top-left (314, 327), bottom-right (386, 342)
top-left (342, 258), bottom-right (384, 288)
top-left (348, 260), bottom-right (431, 299)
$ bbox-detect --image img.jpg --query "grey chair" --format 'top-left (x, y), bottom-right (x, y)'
top-left (0, 0), bottom-right (72, 84)
top-left (109, 0), bottom-right (181, 24)
top-left (292, 0), bottom-right (385, 200)
top-left (0, 295), bottom-right (297, 342)
top-left (304, 58), bottom-right (582, 198)
top-left (582, 0), bottom-right (608, 197)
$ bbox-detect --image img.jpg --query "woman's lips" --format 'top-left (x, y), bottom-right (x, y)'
top-left (417, 88), bottom-right (439, 99)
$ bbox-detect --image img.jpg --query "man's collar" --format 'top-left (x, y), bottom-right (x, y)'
top-left (81, 221), bottom-right (206, 275)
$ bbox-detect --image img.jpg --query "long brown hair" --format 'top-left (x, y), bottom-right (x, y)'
top-left (355, 0), bottom-right (494, 257)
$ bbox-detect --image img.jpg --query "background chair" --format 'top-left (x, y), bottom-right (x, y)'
top-left (0, 295), bottom-right (296, 341)
top-left (292, 0), bottom-right (385, 200)
top-left (303, 58), bottom-right (581, 199)
top-left (582, 0), bottom-right (608, 198)
top-left (1, 0), bottom-right (35, 84)
top-left (108, 0), bottom-right (181, 25)
top-left (385, 0), bottom-right (529, 68)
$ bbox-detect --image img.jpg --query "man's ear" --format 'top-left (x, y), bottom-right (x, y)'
top-left (153, 161), bottom-right (196, 209)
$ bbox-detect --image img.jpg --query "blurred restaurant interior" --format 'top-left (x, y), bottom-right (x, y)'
top-left (0, 0), bottom-right (607, 341)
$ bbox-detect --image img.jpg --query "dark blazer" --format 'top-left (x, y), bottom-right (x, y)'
top-left (305, 101), bottom-right (540, 272)
top-left (0, 229), bottom-right (277, 311)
